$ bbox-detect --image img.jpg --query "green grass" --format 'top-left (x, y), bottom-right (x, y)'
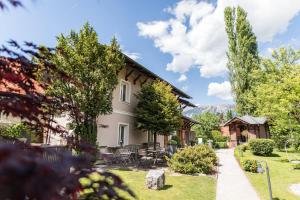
top-left (110, 169), bottom-right (216, 200)
top-left (235, 149), bottom-right (300, 200)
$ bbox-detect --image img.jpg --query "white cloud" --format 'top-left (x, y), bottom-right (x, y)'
top-left (124, 51), bottom-right (141, 61)
top-left (137, 0), bottom-right (300, 78)
top-left (178, 74), bottom-right (187, 82)
top-left (182, 85), bottom-right (189, 91)
top-left (207, 81), bottom-right (233, 100)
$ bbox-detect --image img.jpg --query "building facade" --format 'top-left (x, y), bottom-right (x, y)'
top-left (221, 115), bottom-right (269, 147)
top-left (96, 55), bottom-right (196, 147)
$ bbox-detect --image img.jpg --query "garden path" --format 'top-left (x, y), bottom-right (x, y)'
top-left (216, 148), bottom-right (260, 200)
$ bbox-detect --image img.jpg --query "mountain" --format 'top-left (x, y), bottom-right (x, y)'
top-left (183, 104), bottom-right (235, 118)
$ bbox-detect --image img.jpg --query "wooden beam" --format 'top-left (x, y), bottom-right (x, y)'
top-left (125, 69), bottom-right (134, 81)
top-left (141, 78), bottom-right (148, 86)
top-left (133, 74), bottom-right (142, 84)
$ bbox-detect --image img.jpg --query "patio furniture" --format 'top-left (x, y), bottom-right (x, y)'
top-left (124, 144), bottom-right (141, 162)
top-left (99, 147), bottom-right (115, 165)
top-left (115, 148), bottom-right (133, 166)
top-left (137, 148), bottom-right (153, 168)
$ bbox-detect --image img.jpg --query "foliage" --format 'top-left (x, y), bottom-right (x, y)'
top-left (241, 159), bottom-right (258, 173)
top-left (168, 139), bottom-right (177, 145)
top-left (192, 112), bottom-right (220, 142)
top-left (135, 80), bottom-right (181, 149)
top-left (224, 6), bottom-right (260, 115)
top-left (212, 130), bottom-right (228, 142)
top-left (214, 142), bottom-right (228, 149)
top-left (240, 143), bottom-right (248, 152)
top-left (0, 123), bottom-right (38, 142)
top-left (171, 135), bottom-right (180, 146)
top-left (0, 141), bottom-right (134, 200)
top-left (238, 150), bottom-right (300, 200)
top-left (225, 110), bottom-right (234, 121)
top-left (167, 145), bottom-right (217, 174)
top-left (0, 0), bottom-right (22, 10)
top-left (44, 23), bottom-right (124, 145)
top-left (292, 163), bottom-right (300, 170)
top-left (249, 139), bottom-right (275, 156)
top-left (0, 3), bottom-right (135, 200)
top-left (248, 48), bottom-right (300, 148)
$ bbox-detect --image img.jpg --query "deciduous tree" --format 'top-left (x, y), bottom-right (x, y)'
top-left (46, 23), bottom-right (124, 145)
top-left (135, 80), bottom-right (182, 150)
top-left (224, 6), bottom-right (260, 115)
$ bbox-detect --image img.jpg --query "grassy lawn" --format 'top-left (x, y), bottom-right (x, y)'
top-left (235, 149), bottom-right (300, 200)
top-left (110, 169), bottom-right (216, 200)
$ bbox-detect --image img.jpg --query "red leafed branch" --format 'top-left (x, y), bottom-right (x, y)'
top-left (0, 41), bottom-right (82, 133)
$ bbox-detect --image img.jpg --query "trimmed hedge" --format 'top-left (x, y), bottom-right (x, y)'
top-left (167, 144), bottom-right (217, 174)
top-left (241, 159), bottom-right (258, 173)
top-left (249, 139), bottom-right (275, 156)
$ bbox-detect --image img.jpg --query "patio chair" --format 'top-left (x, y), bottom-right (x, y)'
top-left (115, 148), bottom-right (132, 167)
top-left (99, 147), bottom-right (115, 165)
top-left (137, 148), bottom-right (153, 168)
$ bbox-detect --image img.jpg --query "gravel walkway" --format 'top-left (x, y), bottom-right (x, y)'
top-left (216, 148), bottom-right (260, 200)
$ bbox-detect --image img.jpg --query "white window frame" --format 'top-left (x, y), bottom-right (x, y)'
top-left (119, 79), bottom-right (131, 103)
top-left (117, 123), bottom-right (129, 146)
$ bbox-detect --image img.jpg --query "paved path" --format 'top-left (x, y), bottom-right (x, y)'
top-left (216, 148), bottom-right (260, 200)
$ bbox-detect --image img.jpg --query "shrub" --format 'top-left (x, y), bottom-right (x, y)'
top-left (168, 139), bottom-right (177, 145)
top-left (171, 135), bottom-right (180, 146)
top-left (212, 130), bottom-right (228, 142)
top-left (273, 134), bottom-right (289, 150)
top-left (215, 142), bottom-right (228, 149)
top-left (292, 163), bottom-right (300, 170)
top-left (242, 159), bottom-right (258, 173)
top-left (167, 144), bottom-right (217, 174)
top-left (0, 123), bottom-right (38, 142)
top-left (249, 139), bottom-right (275, 156)
top-left (240, 143), bottom-right (248, 152)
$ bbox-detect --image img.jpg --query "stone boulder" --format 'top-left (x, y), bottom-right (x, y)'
top-left (145, 170), bottom-right (165, 190)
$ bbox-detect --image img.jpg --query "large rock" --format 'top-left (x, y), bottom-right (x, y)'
top-left (145, 170), bottom-right (165, 190)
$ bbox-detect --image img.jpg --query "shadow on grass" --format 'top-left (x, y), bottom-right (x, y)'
top-left (254, 153), bottom-right (280, 157)
top-left (159, 185), bottom-right (173, 190)
top-left (273, 197), bottom-right (286, 200)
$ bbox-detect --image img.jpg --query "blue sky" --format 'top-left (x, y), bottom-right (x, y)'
top-left (1, 0), bottom-right (300, 105)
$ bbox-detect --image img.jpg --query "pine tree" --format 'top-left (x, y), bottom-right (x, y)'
top-left (224, 6), bottom-right (260, 115)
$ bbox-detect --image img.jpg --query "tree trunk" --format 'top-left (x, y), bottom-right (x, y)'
top-left (154, 132), bottom-right (157, 150)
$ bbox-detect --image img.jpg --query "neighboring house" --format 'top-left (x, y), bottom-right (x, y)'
top-left (1, 56), bottom-right (198, 147)
top-left (97, 55), bottom-right (197, 147)
top-left (220, 115), bottom-right (269, 147)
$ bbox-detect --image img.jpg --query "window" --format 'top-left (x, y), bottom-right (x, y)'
top-left (120, 80), bottom-right (130, 103)
top-left (118, 124), bottom-right (128, 146)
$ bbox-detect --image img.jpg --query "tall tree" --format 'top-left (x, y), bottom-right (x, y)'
top-left (135, 80), bottom-right (182, 150)
top-left (250, 47), bottom-right (300, 148)
top-left (192, 112), bottom-right (220, 142)
top-left (46, 23), bottom-right (124, 145)
top-left (224, 6), bottom-right (260, 114)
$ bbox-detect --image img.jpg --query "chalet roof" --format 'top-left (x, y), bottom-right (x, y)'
top-left (124, 54), bottom-right (191, 99)
top-left (182, 115), bottom-right (200, 125)
top-left (222, 115), bottom-right (267, 126)
top-left (178, 98), bottom-right (197, 108)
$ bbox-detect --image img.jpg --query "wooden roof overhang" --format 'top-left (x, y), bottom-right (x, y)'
top-left (182, 116), bottom-right (199, 129)
top-left (222, 117), bottom-right (251, 127)
top-left (124, 54), bottom-right (191, 99)
top-left (179, 98), bottom-right (197, 109)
